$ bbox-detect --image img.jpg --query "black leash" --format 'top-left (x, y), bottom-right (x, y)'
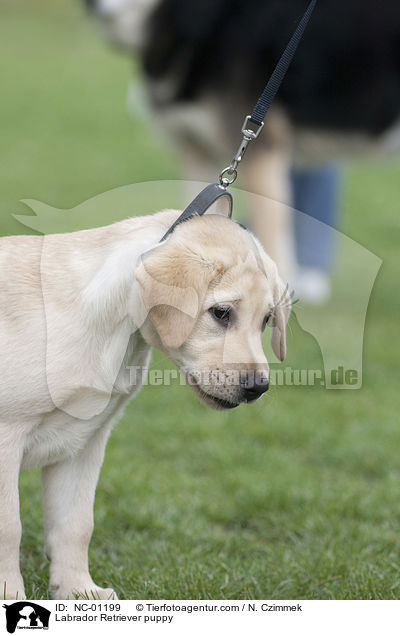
top-left (160, 0), bottom-right (317, 242)
top-left (250, 0), bottom-right (317, 127)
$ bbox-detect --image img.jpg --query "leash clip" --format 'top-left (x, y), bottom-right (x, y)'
top-left (219, 115), bottom-right (264, 187)
top-left (241, 115), bottom-right (265, 139)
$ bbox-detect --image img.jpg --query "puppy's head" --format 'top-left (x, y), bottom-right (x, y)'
top-left (136, 214), bottom-right (290, 409)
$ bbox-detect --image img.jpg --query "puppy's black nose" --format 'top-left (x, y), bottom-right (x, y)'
top-left (241, 372), bottom-right (269, 402)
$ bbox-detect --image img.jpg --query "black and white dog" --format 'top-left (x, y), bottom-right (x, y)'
top-left (85, 0), bottom-right (400, 281)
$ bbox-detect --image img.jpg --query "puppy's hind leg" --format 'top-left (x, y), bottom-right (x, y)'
top-left (42, 423), bottom-right (117, 600)
top-left (0, 426), bottom-right (25, 600)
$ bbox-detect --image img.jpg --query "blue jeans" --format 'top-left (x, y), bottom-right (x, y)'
top-left (291, 163), bottom-right (342, 271)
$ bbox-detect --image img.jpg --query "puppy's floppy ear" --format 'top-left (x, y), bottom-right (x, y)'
top-left (136, 239), bottom-right (221, 349)
top-left (271, 274), bottom-right (291, 362)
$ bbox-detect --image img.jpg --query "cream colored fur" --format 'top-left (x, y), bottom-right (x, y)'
top-left (0, 209), bottom-right (289, 599)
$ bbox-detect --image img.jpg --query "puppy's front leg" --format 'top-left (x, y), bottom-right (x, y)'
top-left (0, 428), bottom-right (25, 600)
top-left (42, 424), bottom-right (117, 600)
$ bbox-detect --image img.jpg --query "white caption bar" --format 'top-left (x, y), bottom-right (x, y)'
top-left (1, 599), bottom-right (399, 636)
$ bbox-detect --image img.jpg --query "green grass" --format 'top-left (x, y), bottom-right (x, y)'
top-left (1, 0), bottom-right (400, 600)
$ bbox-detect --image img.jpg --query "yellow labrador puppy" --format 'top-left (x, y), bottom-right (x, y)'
top-left (0, 209), bottom-right (289, 600)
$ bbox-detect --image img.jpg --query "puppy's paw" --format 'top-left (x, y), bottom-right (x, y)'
top-left (0, 575), bottom-right (26, 600)
top-left (51, 582), bottom-right (118, 600)
top-left (74, 586), bottom-right (118, 600)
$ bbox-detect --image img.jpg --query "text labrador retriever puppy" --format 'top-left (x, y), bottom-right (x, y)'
top-left (0, 209), bottom-right (290, 599)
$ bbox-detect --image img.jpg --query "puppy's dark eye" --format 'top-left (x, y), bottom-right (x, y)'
top-left (262, 313), bottom-right (271, 331)
top-left (209, 306), bottom-right (231, 326)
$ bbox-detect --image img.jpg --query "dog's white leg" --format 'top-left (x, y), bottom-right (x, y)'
top-left (0, 427), bottom-right (25, 600)
top-left (42, 423), bottom-right (117, 600)
top-left (241, 147), bottom-right (296, 286)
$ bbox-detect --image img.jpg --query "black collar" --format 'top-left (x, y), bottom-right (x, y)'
top-left (160, 182), bottom-right (233, 242)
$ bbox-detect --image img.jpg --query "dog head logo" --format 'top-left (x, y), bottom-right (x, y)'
top-left (2, 603), bottom-right (50, 634)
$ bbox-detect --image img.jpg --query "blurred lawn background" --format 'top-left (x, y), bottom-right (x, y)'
top-left (1, 0), bottom-right (400, 599)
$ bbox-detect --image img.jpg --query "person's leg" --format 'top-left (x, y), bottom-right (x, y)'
top-left (292, 162), bottom-right (343, 302)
